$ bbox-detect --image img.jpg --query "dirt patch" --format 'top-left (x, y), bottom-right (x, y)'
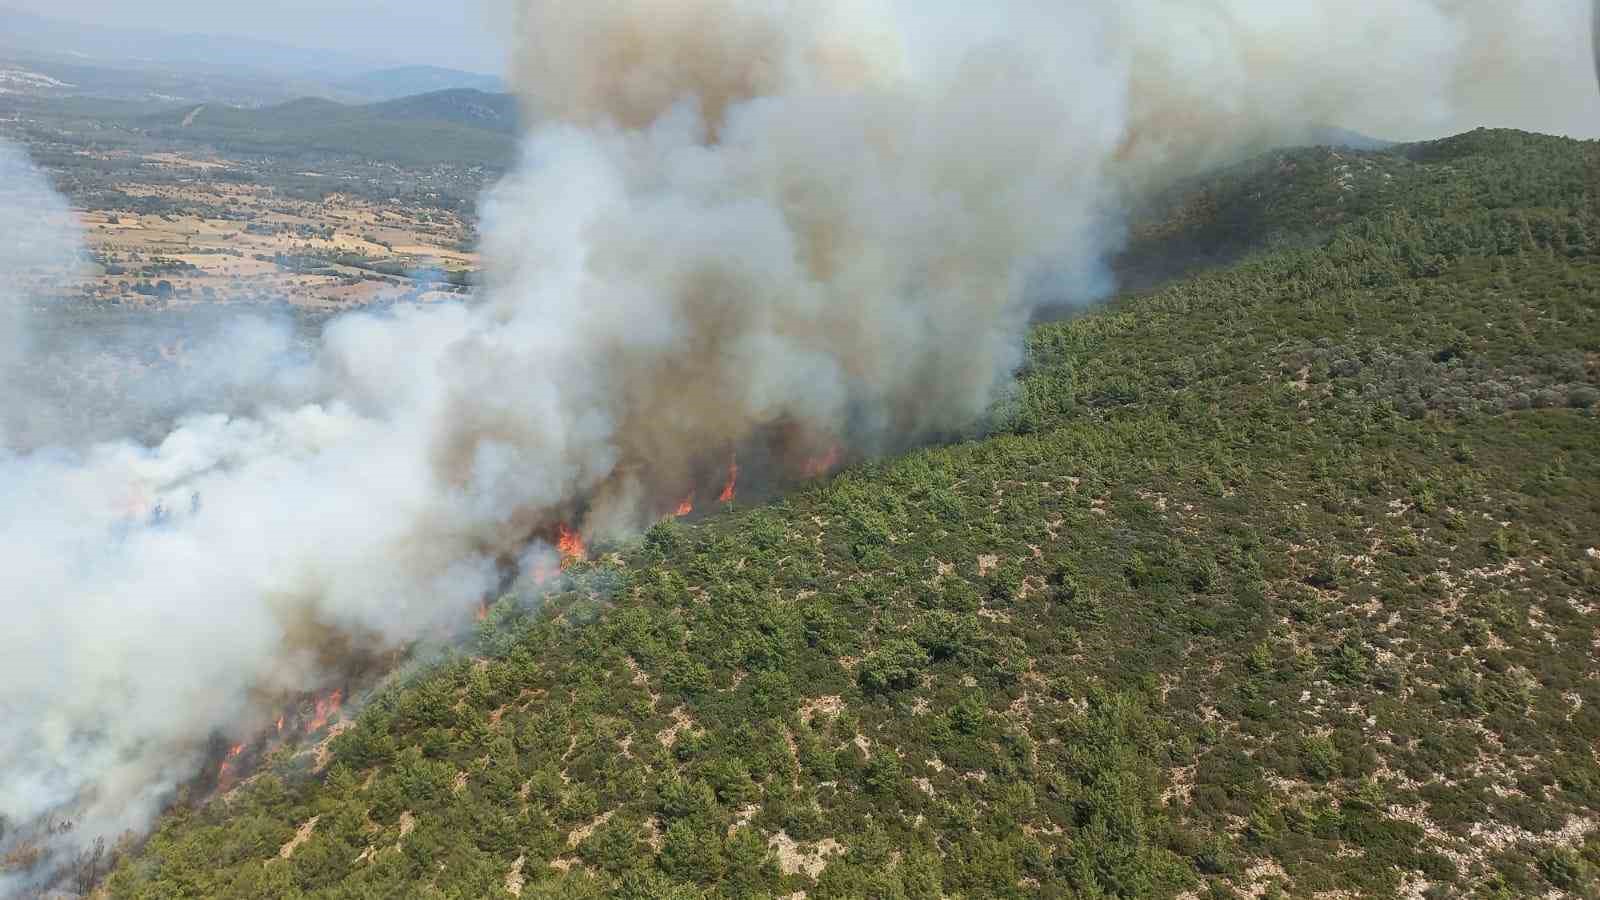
top-left (769, 831), bottom-right (845, 878)
top-left (548, 857), bottom-right (584, 873)
top-left (505, 855), bottom-right (526, 897)
top-left (312, 721), bottom-right (353, 772)
top-left (799, 695), bottom-right (844, 724)
top-left (277, 816), bottom-right (320, 860)
top-left (1163, 766), bottom-right (1197, 806)
top-left (658, 706), bottom-right (696, 748)
top-left (1236, 859), bottom-right (1290, 899)
top-left (568, 811), bottom-right (614, 849)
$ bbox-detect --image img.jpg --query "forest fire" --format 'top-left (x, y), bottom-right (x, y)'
top-left (215, 743), bottom-right (245, 785)
top-left (526, 522), bottom-right (590, 586)
top-left (306, 689), bottom-right (343, 733)
top-left (207, 683), bottom-right (351, 798)
top-left (556, 524), bottom-right (587, 563)
top-left (718, 456), bottom-right (739, 503)
top-left (674, 497), bottom-right (694, 517)
top-left (802, 445), bottom-right (843, 479)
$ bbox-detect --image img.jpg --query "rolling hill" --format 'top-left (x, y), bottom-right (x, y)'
top-left (136, 89), bottom-right (520, 168)
top-left (334, 67), bottom-right (506, 103)
top-left (91, 130), bottom-right (1600, 899)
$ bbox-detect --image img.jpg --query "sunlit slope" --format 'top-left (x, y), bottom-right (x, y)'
top-left (102, 130), bottom-right (1600, 899)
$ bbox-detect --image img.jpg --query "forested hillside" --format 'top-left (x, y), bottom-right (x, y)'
top-left (102, 130), bottom-right (1600, 899)
top-left (133, 90), bottom-right (519, 169)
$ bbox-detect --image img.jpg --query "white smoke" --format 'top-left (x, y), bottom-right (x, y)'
top-left (2, 0), bottom-right (1596, 891)
top-left (0, 142), bottom-right (84, 446)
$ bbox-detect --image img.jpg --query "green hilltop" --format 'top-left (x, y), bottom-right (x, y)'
top-left (135, 89), bottom-right (520, 169)
top-left (101, 130), bottom-right (1600, 899)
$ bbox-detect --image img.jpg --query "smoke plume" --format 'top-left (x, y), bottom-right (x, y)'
top-left (3, 0), bottom-right (1596, 891)
top-left (0, 142), bottom-right (84, 445)
top-left (1593, 0), bottom-right (1600, 96)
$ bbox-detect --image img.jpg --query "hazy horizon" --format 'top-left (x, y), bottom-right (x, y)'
top-left (0, 0), bottom-right (507, 75)
top-left (2, 2), bottom-right (1595, 139)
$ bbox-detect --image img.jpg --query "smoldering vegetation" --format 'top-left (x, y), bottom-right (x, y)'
top-left (3, 0), bottom-right (1598, 893)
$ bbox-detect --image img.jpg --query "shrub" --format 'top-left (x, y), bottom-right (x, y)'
top-left (1537, 846), bottom-right (1594, 892)
top-left (1569, 385), bottom-right (1600, 409)
top-left (859, 640), bottom-right (931, 693)
top-left (914, 611), bottom-right (982, 661)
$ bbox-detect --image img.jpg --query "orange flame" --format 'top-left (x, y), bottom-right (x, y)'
top-left (556, 523), bottom-right (587, 565)
top-left (475, 601), bottom-right (490, 622)
top-left (802, 445), bottom-right (843, 478)
top-left (275, 715), bottom-right (284, 733)
top-left (718, 456), bottom-right (739, 503)
top-left (531, 523), bottom-right (588, 586)
top-left (217, 742), bottom-right (245, 783)
top-left (674, 497), bottom-right (694, 517)
top-left (308, 689), bottom-right (343, 732)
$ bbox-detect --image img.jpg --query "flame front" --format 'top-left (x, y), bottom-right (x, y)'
top-left (718, 456), bottom-right (739, 503)
top-left (802, 445), bottom-right (843, 479)
top-left (307, 689), bottom-right (343, 733)
top-left (216, 743), bottom-right (245, 785)
top-left (674, 497), bottom-right (694, 517)
top-left (556, 524), bottom-right (587, 564)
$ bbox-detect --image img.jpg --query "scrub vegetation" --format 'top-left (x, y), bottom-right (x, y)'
top-left (101, 129), bottom-right (1600, 899)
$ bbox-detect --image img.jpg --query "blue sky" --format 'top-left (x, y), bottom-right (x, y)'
top-left (7, 0), bottom-right (506, 73)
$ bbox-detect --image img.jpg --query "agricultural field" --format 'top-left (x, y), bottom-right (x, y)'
top-left (75, 167), bottom-right (477, 312)
top-left (1, 90), bottom-right (503, 312)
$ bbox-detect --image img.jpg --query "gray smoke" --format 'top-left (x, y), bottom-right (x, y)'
top-left (1593, 0), bottom-right (1600, 94)
top-left (0, 142), bottom-right (84, 445)
top-left (3, 0), bottom-right (1597, 891)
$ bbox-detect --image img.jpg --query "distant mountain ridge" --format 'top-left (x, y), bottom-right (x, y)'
top-left (0, 7), bottom-right (501, 106)
top-left (0, 6), bottom-right (376, 76)
top-left (335, 66), bottom-right (505, 103)
top-left (145, 90), bottom-right (518, 132)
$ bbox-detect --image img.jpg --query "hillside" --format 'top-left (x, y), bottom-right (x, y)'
top-left (95, 131), bottom-right (1600, 899)
top-left (135, 90), bottom-right (520, 168)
